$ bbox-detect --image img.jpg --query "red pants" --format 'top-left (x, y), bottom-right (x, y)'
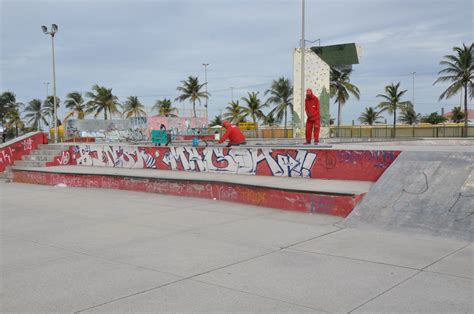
top-left (306, 119), bottom-right (320, 143)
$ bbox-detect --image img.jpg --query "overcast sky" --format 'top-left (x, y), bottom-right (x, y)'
top-left (1, 0), bottom-right (472, 124)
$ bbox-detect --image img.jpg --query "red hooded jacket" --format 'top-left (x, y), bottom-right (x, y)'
top-left (218, 121), bottom-right (246, 145)
top-left (305, 89), bottom-right (320, 122)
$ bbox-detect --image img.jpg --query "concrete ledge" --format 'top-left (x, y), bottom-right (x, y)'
top-left (12, 166), bottom-right (371, 217)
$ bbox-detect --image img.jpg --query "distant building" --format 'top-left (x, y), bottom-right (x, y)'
top-left (443, 109), bottom-right (474, 121)
top-left (293, 43), bottom-right (362, 129)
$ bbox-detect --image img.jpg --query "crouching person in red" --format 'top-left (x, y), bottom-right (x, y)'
top-left (218, 121), bottom-right (247, 147)
top-left (305, 88), bottom-right (320, 145)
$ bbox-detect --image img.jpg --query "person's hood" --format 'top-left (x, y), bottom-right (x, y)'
top-left (306, 88), bottom-right (315, 99)
top-left (222, 121), bottom-right (231, 129)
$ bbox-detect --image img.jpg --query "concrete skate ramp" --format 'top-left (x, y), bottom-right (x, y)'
top-left (343, 151), bottom-right (474, 241)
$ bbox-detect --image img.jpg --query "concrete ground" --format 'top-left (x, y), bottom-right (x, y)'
top-left (1, 182), bottom-right (472, 313)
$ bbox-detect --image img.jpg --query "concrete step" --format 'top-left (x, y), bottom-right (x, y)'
top-left (14, 160), bottom-right (46, 167)
top-left (22, 155), bottom-right (52, 161)
top-left (30, 149), bottom-right (64, 156)
top-left (38, 144), bottom-right (70, 150)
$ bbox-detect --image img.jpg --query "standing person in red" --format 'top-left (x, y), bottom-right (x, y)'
top-left (304, 88), bottom-right (320, 145)
top-left (218, 121), bottom-right (247, 147)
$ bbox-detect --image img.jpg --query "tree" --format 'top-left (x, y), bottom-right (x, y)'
top-left (398, 104), bottom-right (420, 125)
top-left (64, 92), bottom-right (86, 120)
top-left (175, 76), bottom-right (209, 117)
top-left (123, 96), bottom-right (146, 118)
top-left (330, 68), bottom-right (360, 135)
top-left (209, 115), bottom-right (223, 127)
top-left (224, 101), bottom-right (245, 124)
top-left (85, 85), bottom-right (121, 120)
top-left (265, 112), bottom-right (277, 126)
top-left (265, 77), bottom-right (293, 134)
top-left (420, 112), bottom-right (448, 124)
top-left (434, 43), bottom-right (473, 137)
top-left (6, 108), bottom-right (24, 137)
top-left (241, 92), bottom-right (267, 124)
top-left (450, 106), bottom-right (465, 123)
top-left (241, 92), bottom-right (267, 137)
top-left (358, 107), bottom-right (383, 125)
top-left (42, 95), bottom-right (61, 125)
top-left (0, 92), bottom-right (22, 138)
top-left (377, 82), bottom-right (412, 137)
top-left (24, 99), bottom-right (49, 130)
top-left (152, 98), bottom-right (178, 117)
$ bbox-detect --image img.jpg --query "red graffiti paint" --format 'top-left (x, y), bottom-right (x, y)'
top-left (0, 133), bottom-right (48, 172)
top-left (13, 170), bottom-right (364, 217)
top-left (48, 145), bottom-right (400, 182)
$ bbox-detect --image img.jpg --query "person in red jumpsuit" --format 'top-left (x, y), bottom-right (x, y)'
top-left (218, 121), bottom-right (247, 147)
top-left (305, 88), bottom-right (320, 144)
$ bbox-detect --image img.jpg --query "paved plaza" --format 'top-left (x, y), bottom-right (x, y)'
top-left (1, 182), bottom-right (473, 313)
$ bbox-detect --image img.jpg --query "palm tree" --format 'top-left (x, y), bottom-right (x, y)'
top-left (265, 112), bottom-right (277, 127)
top-left (209, 115), bottom-right (223, 127)
top-left (398, 104), bottom-right (420, 125)
top-left (450, 106), bottom-right (465, 123)
top-left (85, 84), bottom-right (121, 120)
top-left (358, 107), bottom-right (383, 125)
top-left (6, 108), bottom-right (24, 137)
top-left (175, 76), bottom-right (209, 117)
top-left (330, 68), bottom-right (360, 136)
top-left (241, 91), bottom-right (267, 136)
top-left (64, 92), bottom-right (86, 120)
top-left (152, 98), bottom-right (178, 117)
top-left (377, 82), bottom-right (412, 137)
top-left (123, 96), bottom-right (146, 118)
top-left (434, 43), bottom-right (473, 136)
top-left (24, 99), bottom-right (49, 130)
top-left (224, 100), bottom-right (245, 124)
top-left (0, 92), bottom-right (22, 133)
top-left (42, 95), bottom-right (60, 126)
top-left (265, 77), bottom-right (293, 135)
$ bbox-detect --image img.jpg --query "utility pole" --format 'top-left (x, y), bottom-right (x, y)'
top-left (300, 0), bottom-right (306, 131)
top-left (203, 63), bottom-right (209, 119)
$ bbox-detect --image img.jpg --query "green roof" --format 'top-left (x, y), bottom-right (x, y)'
top-left (310, 43), bottom-right (359, 66)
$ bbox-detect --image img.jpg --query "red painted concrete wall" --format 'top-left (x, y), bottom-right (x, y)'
top-left (49, 145), bottom-right (400, 182)
top-left (0, 133), bottom-right (47, 172)
top-left (13, 170), bottom-right (364, 217)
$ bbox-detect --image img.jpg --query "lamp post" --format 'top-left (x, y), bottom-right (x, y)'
top-left (41, 24), bottom-right (58, 143)
top-left (300, 0), bottom-right (306, 132)
top-left (203, 63), bottom-right (209, 119)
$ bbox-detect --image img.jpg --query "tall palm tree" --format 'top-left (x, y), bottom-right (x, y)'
top-left (123, 96), bottom-right (146, 118)
top-left (241, 92), bottom-right (267, 136)
top-left (64, 92), bottom-right (86, 120)
top-left (398, 104), bottom-right (420, 125)
top-left (330, 67), bottom-right (360, 136)
top-left (224, 100), bottom-right (245, 124)
top-left (42, 95), bottom-right (61, 126)
top-left (358, 107), bottom-right (383, 125)
top-left (265, 112), bottom-right (277, 127)
top-left (175, 76), bottom-right (209, 117)
top-left (434, 43), bottom-right (473, 137)
top-left (377, 82), bottom-right (412, 137)
top-left (85, 84), bottom-right (121, 120)
top-left (450, 106), bottom-right (465, 123)
top-left (152, 98), bottom-right (178, 117)
top-left (24, 99), bottom-right (49, 130)
top-left (265, 77), bottom-right (293, 134)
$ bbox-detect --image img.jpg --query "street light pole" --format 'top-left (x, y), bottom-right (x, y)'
top-left (42, 24), bottom-right (58, 143)
top-left (300, 0), bottom-right (305, 132)
top-left (203, 63), bottom-right (209, 120)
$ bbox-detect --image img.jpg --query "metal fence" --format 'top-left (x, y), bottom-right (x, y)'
top-left (330, 124), bottom-right (474, 138)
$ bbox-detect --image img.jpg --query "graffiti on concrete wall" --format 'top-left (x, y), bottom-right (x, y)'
top-left (0, 133), bottom-right (46, 172)
top-left (60, 144), bottom-right (399, 180)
